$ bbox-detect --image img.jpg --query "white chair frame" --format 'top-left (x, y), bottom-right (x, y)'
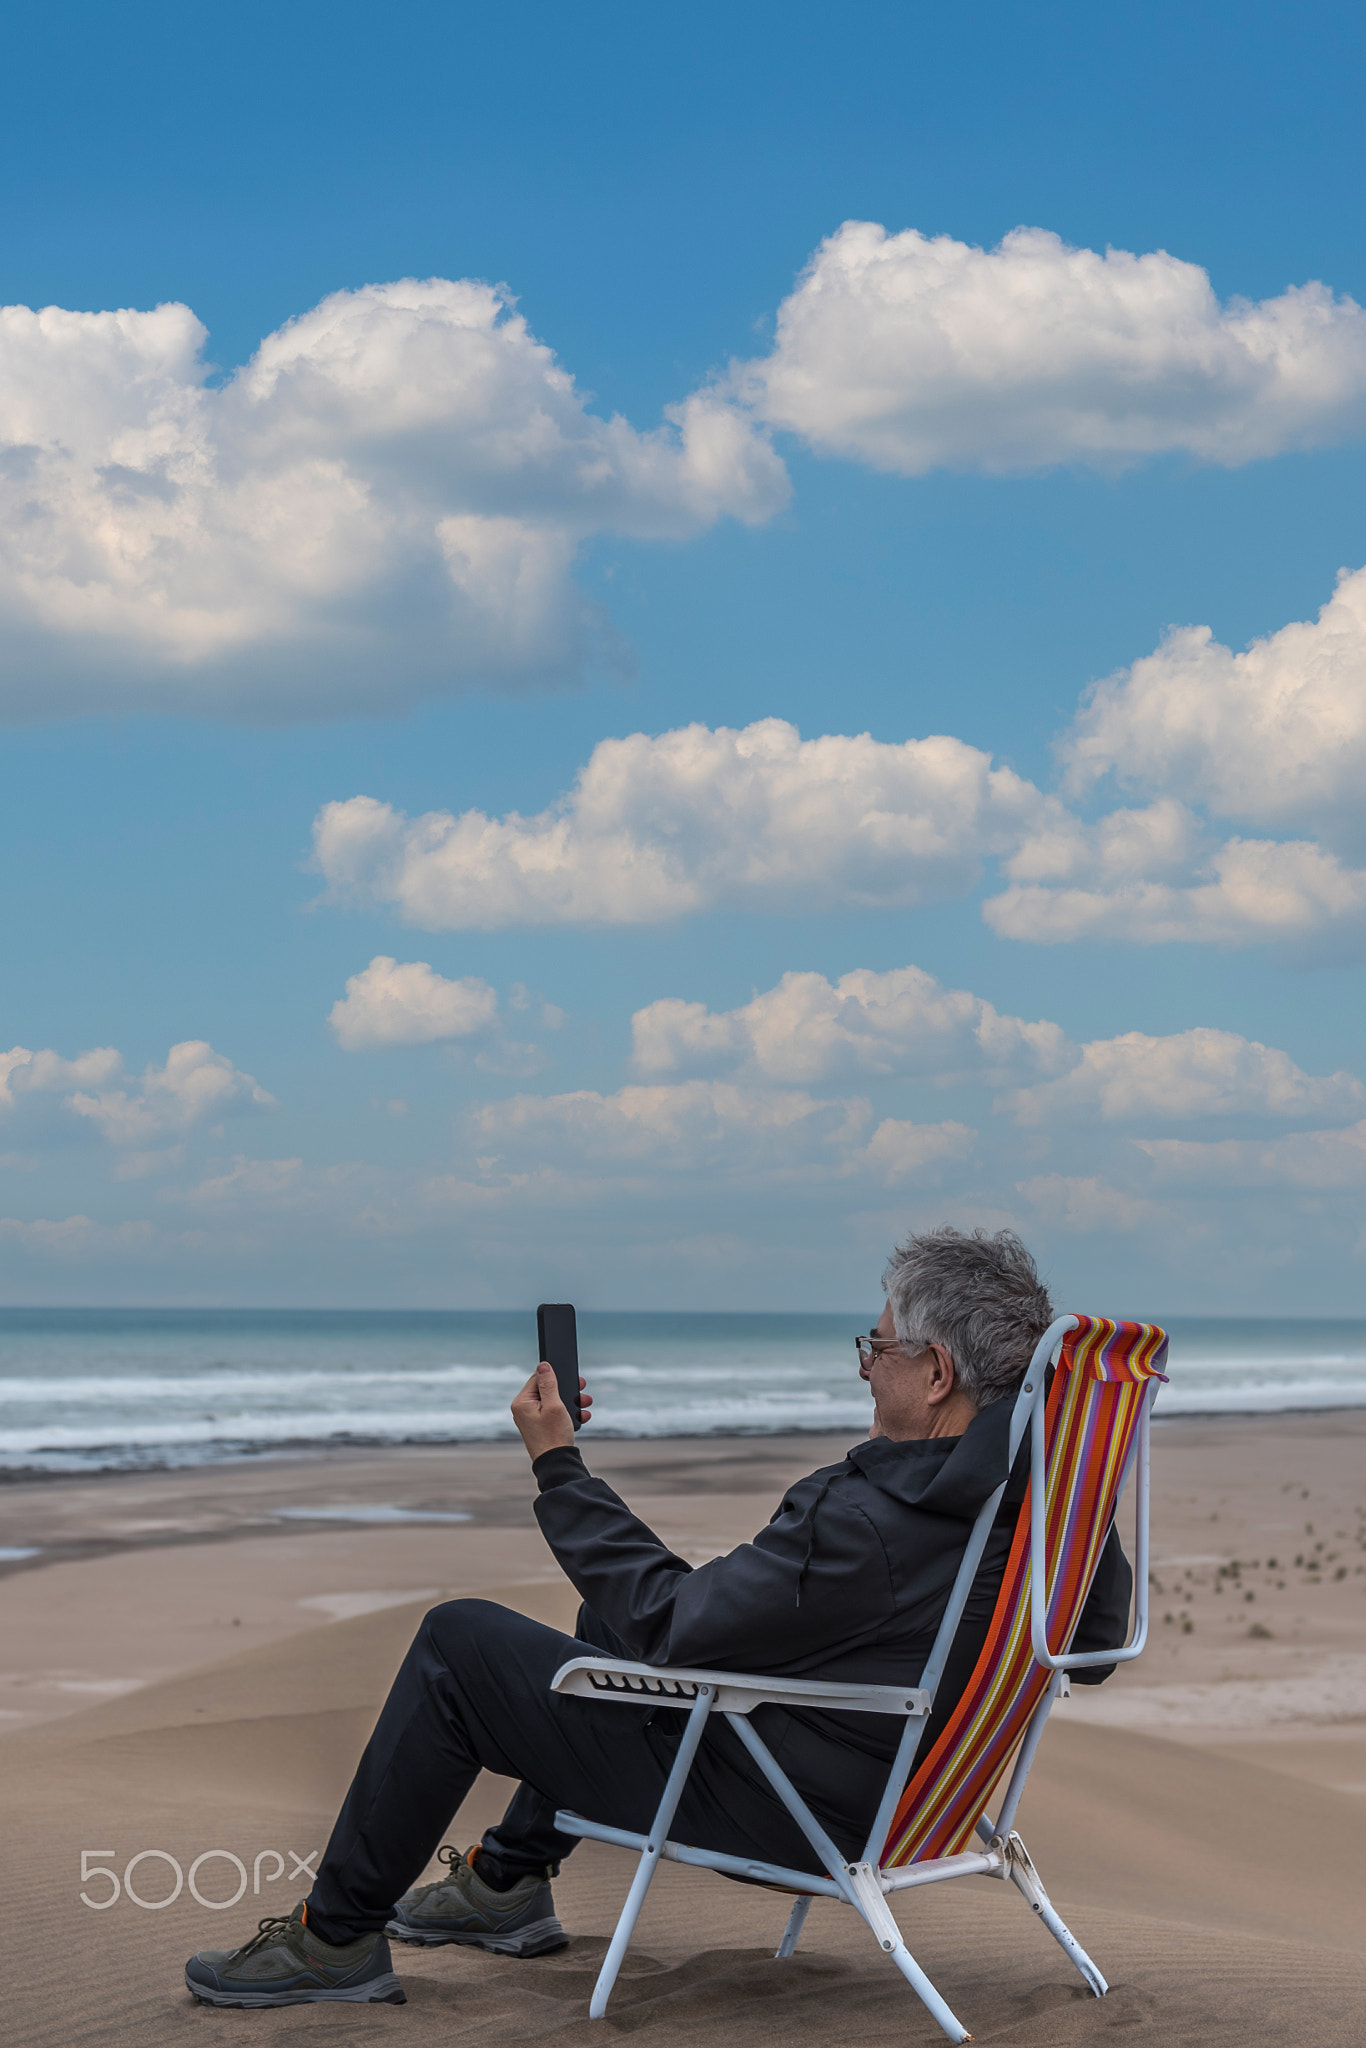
top-left (550, 1314), bottom-right (1157, 2043)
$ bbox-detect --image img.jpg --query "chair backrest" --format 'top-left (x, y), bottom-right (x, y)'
top-left (881, 1315), bottom-right (1169, 1867)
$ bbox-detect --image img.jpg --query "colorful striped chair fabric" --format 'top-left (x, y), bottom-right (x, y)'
top-left (882, 1315), bottom-right (1169, 1867)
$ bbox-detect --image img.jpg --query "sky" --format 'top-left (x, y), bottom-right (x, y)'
top-left (2, 0), bottom-right (1365, 1314)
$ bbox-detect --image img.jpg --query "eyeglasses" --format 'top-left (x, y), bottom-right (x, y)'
top-left (854, 1331), bottom-right (905, 1368)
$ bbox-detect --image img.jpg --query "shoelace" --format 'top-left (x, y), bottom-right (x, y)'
top-left (437, 1842), bottom-right (550, 1889)
top-left (233, 1915), bottom-right (296, 1960)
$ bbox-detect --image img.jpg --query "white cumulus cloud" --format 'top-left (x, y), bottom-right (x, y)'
top-left (0, 280), bottom-right (787, 714)
top-left (0, 1044), bottom-right (122, 1105)
top-left (311, 700), bottom-right (1366, 953)
top-left (630, 968), bottom-right (1361, 1128)
top-left (986, 835), bottom-right (1366, 947)
top-left (10, 228), bottom-right (1366, 723)
top-left (983, 564), bottom-right (1366, 947)
top-left (328, 956), bottom-right (500, 1050)
top-left (313, 704), bottom-right (1366, 951)
top-left (1064, 564), bottom-right (1366, 842)
top-left (2, 1038), bottom-right (272, 1164)
top-left (858, 1117), bottom-right (977, 1183)
top-left (313, 718), bottom-right (1054, 929)
top-left (631, 964), bottom-right (1071, 1084)
top-left (734, 221), bottom-right (1366, 474)
top-left (1003, 1028), bottom-right (1362, 1125)
top-left (66, 1041), bottom-right (274, 1147)
top-left (272, 544), bottom-right (1366, 960)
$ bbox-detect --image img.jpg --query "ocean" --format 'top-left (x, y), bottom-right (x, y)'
top-left (2, 1307), bottom-right (1365, 1475)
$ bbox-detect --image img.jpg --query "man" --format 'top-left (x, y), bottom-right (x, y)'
top-left (185, 1227), bottom-right (1131, 2007)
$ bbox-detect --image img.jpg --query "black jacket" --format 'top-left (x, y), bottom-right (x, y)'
top-left (532, 1400), bottom-right (1131, 1844)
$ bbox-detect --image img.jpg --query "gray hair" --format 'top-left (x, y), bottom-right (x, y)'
top-left (882, 1226), bottom-right (1054, 1409)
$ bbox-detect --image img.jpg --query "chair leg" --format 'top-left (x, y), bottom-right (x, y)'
top-left (843, 1862), bottom-right (971, 2044)
top-left (1004, 1832), bottom-right (1107, 1998)
top-left (775, 1894), bottom-right (811, 1957)
top-left (588, 1685), bottom-right (716, 2020)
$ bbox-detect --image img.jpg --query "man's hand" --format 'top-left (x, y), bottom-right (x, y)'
top-left (511, 1361), bottom-right (593, 1461)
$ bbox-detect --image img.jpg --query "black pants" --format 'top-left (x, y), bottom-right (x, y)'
top-left (305, 1598), bottom-right (875, 1943)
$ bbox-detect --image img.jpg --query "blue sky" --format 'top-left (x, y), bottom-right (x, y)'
top-left (2, 0), bottom-right (1365, 1312)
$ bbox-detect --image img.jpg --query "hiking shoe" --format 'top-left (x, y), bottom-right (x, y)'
top-left (185, 1901), bottom-right (405, 2007)
top-left (386, 1844), bottom-right (567, 1955)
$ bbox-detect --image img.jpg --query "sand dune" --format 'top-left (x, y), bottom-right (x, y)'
top-left (2, 1421), bottom-right (1364, 2043)
top-left (3, 1579), bottom-right (1364, 2045)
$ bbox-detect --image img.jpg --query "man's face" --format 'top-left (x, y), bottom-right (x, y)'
top-left (859, 1300), bottom-right (969, 1442)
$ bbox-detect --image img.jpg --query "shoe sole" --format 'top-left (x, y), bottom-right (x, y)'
top-left (384, 1913), bottom-right (567, 1957)
top-left (186, 1971), bottom-right (406, 2007)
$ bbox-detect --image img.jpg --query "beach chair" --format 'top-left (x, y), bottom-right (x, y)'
top-left (550, 1313), bottom-right (1168, 2043)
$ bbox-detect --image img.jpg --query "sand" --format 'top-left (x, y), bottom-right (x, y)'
top-left (1, 1415), bottom-right (1364, 2043)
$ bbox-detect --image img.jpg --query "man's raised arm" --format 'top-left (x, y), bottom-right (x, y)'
top-left (510, 1358), bottom-right (892, 1673)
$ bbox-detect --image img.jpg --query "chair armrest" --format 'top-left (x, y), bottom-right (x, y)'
top-left (551, 1655), bottom-right (929, 1718)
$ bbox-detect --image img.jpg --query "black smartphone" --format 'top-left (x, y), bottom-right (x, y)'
top-left (536, 1303), bottom-right (582, 1429)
